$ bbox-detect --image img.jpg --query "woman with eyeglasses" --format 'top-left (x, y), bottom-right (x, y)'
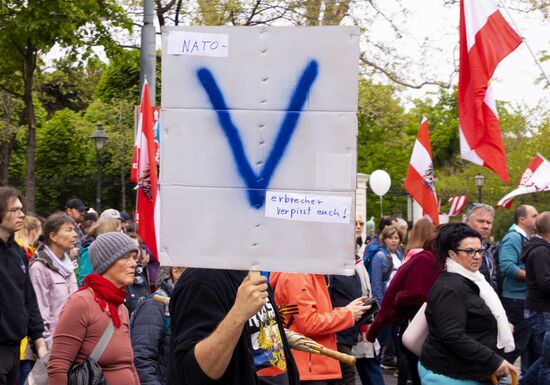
top-left (419, 223), bottom-right (517, 385)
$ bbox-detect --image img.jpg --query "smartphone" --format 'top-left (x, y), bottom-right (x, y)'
top-left (357, 297), bottom-right (380, 325)
top-left (363, 297), bottom-right (377, 307)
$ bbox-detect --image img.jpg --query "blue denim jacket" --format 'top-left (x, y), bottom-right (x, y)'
top-left (370, 247), bottom-right (403, 304)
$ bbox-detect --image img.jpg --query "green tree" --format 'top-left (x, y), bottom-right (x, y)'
top-left (357, 79), bottom-right (415, 218)
top-left (34, 109), bottom-right (96, 214)
top-left (95, 50), bottom-right (141, 103)
top-left (85, 99), bottom-right (136, 212)
top-left (0, 0), bottom-right (131, 211)
top-left (37, 57), bottom-right (105, 116)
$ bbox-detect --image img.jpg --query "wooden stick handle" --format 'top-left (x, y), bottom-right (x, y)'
top-left (249, 270), bottom-right (261, 279)
top-left (491, 372), bottom-right (517, 385)
top-left (153, 294), bottom-right (170, 305)
top-left (319, 347), bottom-right (356, 366)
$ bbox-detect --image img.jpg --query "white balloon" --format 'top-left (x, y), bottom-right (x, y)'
top-left (369, 170), bottom-right (391, 196)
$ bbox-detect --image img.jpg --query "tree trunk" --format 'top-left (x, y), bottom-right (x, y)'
top-left (23, 45), bottom-right (37, 212)
top-left (0, 142), bottom-right (12, 185)
top-left (0, 94), bottom-right (16, 185)
top-left (120, 165), bottom-right (127, 211)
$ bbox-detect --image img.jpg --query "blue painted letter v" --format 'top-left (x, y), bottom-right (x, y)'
top-left (196, 60), bottom-right (319, 209)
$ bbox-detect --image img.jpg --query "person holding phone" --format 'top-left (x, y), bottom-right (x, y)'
top-left (271, 272), bottom-right (369, 384)
top-left (328, 264), bottom-right (384, 385)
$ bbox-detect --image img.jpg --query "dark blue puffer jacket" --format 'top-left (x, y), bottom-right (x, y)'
top-left (131, 278), bottom-right (173, 385)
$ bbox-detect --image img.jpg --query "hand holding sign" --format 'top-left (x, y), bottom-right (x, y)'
top-left (230, 273), bottom-right (269, 324)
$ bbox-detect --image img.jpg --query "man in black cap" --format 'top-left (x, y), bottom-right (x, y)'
top-left (65, 198), bottom-right (87, 254)
top-left (120, 211), bottom-right (132, 232)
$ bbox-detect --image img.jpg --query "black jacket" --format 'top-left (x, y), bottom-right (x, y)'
top-left (132, 278), bottom-right (174, 385)
top-left (0, 235), bottom-right (44, 344)
top-left (328, 274), bottom-right (362, 347)
top-left (420, 272), bottom-right (503, 384)
top-left (521, 236), bottom-right (550, 313)
top-left (167, 268), bottom-right (299, 385)
top-left (126, 264), bottom-right (151, 316)
top-left (479, 242), bottom-right (498, 290)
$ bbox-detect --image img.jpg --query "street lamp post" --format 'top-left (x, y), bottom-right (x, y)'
top-left (474, 173), bottom-right (485, 203)
top-left (90, 122), bottom-right (108, 212)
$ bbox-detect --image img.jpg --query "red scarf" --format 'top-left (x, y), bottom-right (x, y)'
top-left (80, 274), bottom-right (127, 328)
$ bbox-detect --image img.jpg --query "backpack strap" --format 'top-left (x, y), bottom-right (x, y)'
top-left (381, 248), bottom-right (394, 282)
top-left (89, 319), bottom-right (114, 362)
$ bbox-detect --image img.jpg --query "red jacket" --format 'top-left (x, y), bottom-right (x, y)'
top-left (270, 273), bottom-right (354, 381)
top-left (366, 249), bottom-right (440, 342)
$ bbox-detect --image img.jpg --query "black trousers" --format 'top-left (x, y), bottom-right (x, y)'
top-left (0, 344), bottom-right (19, 385)
top-left (501, 297), bottom-right (536, 372)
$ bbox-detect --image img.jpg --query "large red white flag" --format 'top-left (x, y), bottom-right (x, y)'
top-left (496, 154), bottom-right (550, 208)
top-left (448, 195), bottom-right (469, 217)
top-left (405, 118), bottom-right (439, 225)
top-left (135, 80), bottom-right (159, 260)
top-left (458, 0), bottom-right (522, 183)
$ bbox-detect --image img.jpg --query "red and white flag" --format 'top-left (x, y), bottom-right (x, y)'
top-left (497, 154), bottom-right (550, 208)
top-left (405, 117), bottom-right (440, 225)
top-left (131, 106), bottom-right (160, 183)
top-left (458, 0), bottom-right (522, 183)
top-left (135, 80), bottom-right (159, 260)
top-left (448, 195), bottom-right (469, 217)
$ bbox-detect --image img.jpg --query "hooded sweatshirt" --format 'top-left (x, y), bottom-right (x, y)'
top-left (521, 236), bottom-right (550, 313)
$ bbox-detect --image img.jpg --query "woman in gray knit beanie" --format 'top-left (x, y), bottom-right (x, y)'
top-left (48, 231), bottom-right (141, 385)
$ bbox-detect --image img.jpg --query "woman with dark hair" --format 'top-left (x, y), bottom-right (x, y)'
top-left (29, 212), bottom-right (78, 350)
top-left (419, 223), bottom-right (517, 384)
top-left (48, 232), bottom-right (140, 385)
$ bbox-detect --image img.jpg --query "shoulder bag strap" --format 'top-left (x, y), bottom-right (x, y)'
top-left (89, 319), bottom-right (115, 362)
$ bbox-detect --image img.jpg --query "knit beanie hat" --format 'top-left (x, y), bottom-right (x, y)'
top-left (89, 232), bottom-right (139, 275)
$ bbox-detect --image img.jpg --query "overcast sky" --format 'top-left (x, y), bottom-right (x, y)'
top-left (357, 0), bottom-right (549, 115)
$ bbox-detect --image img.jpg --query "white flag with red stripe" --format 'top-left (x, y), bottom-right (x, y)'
top-left (496, 154), bottom-right (550, 208)
top-left (458, 0), bottom-right (522, 183)
top-left (448, 195), bottom-right (469, 217)
top-left (405, 118), bottom-right (439, 225)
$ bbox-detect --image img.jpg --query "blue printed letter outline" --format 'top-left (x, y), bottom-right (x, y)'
top-left (197, 60), bottom-right (318, 209)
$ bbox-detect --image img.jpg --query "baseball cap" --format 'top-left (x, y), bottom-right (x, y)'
top-left (100, 208), bottom-right (122, 220)
top-left (65, 198), bottom-right (88, 213)
top-left (120, 211), bottom-right (132, 222)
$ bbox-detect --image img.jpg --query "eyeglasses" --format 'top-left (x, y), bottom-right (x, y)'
top-left (7, 207), bottom-right (25, 215)
top-left (455, 248), bottom-right (485, 257)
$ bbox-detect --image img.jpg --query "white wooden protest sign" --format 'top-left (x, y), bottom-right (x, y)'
top-left (160, 26), bottom-right (360, 274)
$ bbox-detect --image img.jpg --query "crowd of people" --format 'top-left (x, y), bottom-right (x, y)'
top-left (0, 184), bottom-right (549, 385)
